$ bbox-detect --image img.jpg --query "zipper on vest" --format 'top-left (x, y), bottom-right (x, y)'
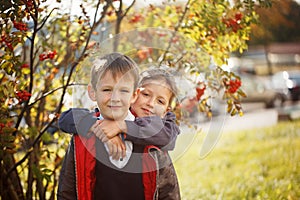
top-left (73, 137), bottom-right (79, 200)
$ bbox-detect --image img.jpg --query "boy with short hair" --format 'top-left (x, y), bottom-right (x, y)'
top-left (58, 52), bottom-right (142, 199)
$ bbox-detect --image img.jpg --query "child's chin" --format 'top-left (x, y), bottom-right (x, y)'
top-left (107, 113), bottom-right (126, 120)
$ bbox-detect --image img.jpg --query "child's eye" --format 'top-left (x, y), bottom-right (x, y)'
top-left (102, 89), bottom-right (112, 92)
top-left (158, 99), bottom-right (166, 105)
top-left (121, 89), bottom-right (130, 93)
top-left (141, 92), bottom-right (149, 96)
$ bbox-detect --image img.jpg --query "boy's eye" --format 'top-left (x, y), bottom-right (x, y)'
top-left (121, 89), bottom-right (130, 93)
top-left (102, 89), bottom-right (112, 92)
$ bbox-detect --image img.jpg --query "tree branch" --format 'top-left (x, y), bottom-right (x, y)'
top-left (159, 0), bottom-right (194, 66)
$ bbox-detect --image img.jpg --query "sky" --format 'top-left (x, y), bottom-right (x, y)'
top-left (47, 0), bottom-right (188, 14)
top-left (48, 0), bottom-right (300, 14)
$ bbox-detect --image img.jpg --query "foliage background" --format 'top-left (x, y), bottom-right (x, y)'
top-left (1, 0), bottom-right (299, 199)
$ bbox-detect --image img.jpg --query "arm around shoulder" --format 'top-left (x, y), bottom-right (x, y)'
top-left (58, 108), bottom-right (97, 137)
top-left (125, 112), bottom-right (180, 150)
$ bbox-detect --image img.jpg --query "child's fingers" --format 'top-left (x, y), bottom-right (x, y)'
top-left (112, 145), bottom-right (121, 160)
top-left (119, 147), bottom-right (125, 160)
top-left (122, 147), bottom-right (126, 159)
top-left (111, 144), bottom-right (118, 159)
top-left (94, 129), bottom-right (103, 140)
top-left (93, 126), bottom-right (109, 142)
top-left (107, 142), bottom-right (113, 156)
top-left (118, 142), bottom-right (126, 160)
top-left (106, 137), bottom-right (126, 160)
top-left (113, 143), bottom-right (125, 160)
top-left (101, 135), bottom-right (109, 143)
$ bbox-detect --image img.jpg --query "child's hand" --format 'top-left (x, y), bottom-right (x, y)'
top-left (90, 120), bottom-right (109, 142)
top-left (93, 120), bottom-right (127, 142)
top-left (105, 136), bottom-right (126, 160)
top-left (91, 120), bottom-right (108, 142)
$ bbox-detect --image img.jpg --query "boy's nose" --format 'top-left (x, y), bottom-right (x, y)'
top-left (111, 91), bottom-right (121, 101)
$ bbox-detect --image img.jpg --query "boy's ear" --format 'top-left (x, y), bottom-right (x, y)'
top-left (130, 88), bottom-right (140, 104)
top-left (87, 84), bottom-right (97, 101)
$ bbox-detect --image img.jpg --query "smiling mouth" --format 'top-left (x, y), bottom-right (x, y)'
top-left (142, 108), bottom-right (154, 115)
top-left (108, 105), bottom-right (122, 109)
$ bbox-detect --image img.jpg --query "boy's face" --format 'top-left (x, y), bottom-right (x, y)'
top-left (88, 71), bottom-right (137, 120)
top-left (131, 79), bottom-right (172, 118)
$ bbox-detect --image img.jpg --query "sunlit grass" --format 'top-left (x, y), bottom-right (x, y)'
top-left (173, 120), bottom-right (300, 200)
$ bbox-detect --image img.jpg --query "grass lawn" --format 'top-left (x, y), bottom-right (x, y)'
top-left (173, 120), bottom-right (300, 200)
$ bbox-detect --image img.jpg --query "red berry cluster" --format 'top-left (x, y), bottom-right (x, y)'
top-left (15, 90), bottom-right (31, 103)
top-left (129, 14), bottom-right (143, 23)
top-left (0, 123), bottom-right (5, 134)
top-left (39, 50), bottom-right (57, 61)
top-left (1, 34), bottom-right (13, 50)
top-left (0, 121), bottom-right (14, 134)
top-left (156, 31), bottom-right (167, 37)
top-left (21, 63), bottom-right (29, 69)
top-left (13, 21), bottom-right (28, 31)
top-left (227, 79), bottom-right (242, 94)
top-left (222, 12), bottom-right (243, 33)
top-left (196, 85), bottom-right (206, 101)
top-left (137, 47), bottom-right (152, 61)
top-left (24, 0), bottom-right (34, 9)
top-left (106, 10), bottom-right (114, 16)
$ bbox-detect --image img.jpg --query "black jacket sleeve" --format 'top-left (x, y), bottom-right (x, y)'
top-left (58, 108), bottom-right (97, 137)
top-left (125, 112), bottom-right (180, 151)
top-left (57, 137), bottom-right (77, 200)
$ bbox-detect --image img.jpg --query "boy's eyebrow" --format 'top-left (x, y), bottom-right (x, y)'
top-left (99, 84), bottom-right (133, 90)
top-left (120, 85), bottom-right (132, 88)
top-left (98, 84), bottom-right (113, 88)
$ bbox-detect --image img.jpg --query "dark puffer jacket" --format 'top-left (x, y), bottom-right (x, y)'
top-left (57, 135), bottom-right (180, 200)
top-left (57, 108), bottom-right (181, 200)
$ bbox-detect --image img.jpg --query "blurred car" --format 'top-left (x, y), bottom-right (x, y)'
top-left (240, 74), bottom-right (289, 108)
top-left (272, 70), bottom-right (300, 102)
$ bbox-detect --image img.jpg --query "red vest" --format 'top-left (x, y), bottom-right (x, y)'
top-left (74, 135), bottom-right (159, 200)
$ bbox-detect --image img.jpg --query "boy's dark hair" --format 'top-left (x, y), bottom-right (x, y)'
top-left (139, 68), bottom-right (178, 106)
top-left (90, 52), bottom-right (139, 90)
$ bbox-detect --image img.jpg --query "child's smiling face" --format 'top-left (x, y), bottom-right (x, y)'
top-left (131, 79), bottom-right (173, 118)
top-left (88, 71), bottom-right (137, 120)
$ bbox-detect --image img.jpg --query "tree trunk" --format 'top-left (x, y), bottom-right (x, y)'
top-left (1, 154), bottom-right (25, 200)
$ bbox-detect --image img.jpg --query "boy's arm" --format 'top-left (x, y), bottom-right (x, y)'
top-left (58, 108), bottom-right (97, 137)
top-left (125, 112), bottom-right (180, 150)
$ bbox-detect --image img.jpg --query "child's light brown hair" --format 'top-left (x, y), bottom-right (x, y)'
top-left (90, 52), bottom-right (140, 90)
top-left (139, 68), bottom-right (178, 107)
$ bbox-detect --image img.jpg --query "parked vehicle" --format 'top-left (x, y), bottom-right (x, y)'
top-left (272, 70), bottom-right (300, 102)
top-left (240, 74), bottom-right (289, 108)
